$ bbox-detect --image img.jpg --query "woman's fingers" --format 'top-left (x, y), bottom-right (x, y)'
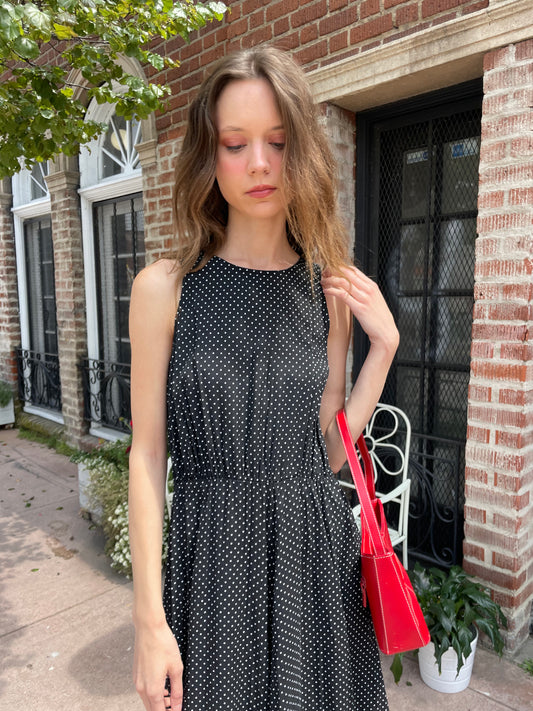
top-left (168, 660), bottom-right (184, 710)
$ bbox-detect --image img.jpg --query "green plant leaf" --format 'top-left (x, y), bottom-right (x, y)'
top-left (13, 35), bottom-right (39, 59)
top-left (390, 653), bottom-right (404, 684)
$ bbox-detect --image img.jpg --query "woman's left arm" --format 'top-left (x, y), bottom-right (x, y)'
top-left (319, 265), bottom-right (400, 473)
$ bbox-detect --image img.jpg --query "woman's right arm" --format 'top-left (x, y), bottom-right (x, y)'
top-left (128, 259), bottom-right (183, 711)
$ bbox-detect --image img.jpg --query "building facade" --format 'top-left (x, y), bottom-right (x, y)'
top-left (0, 0), bottom-right (531, 651)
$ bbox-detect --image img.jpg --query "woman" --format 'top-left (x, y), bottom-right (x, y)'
top-left (129, 46), bottom-right (398, 711)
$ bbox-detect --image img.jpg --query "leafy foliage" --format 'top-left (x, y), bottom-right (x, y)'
top-left (72, 432), bottom-right (172, 577)
top-left (519, 658), bottom-right (533, 677)
top-left (412, 563), bottom-right (507, 674)
top-left (0, 379), bottom-right (13, 406)
top-left (0, 0), bottom-right (227, 177)
top-left (391, 563), bottom-right (508, 683)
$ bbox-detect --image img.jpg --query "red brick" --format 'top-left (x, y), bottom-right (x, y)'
top-left (291, 0), bottom-right (327, 29)
top-left (479, 140), bottom-right (507, 164)
top-left (329, 30), bottom-right (349, 53)
top-left (385, 0), bottom-right (410, 7)
top-left (300, 23), bottom-right (319, 44)
top-left (495, 471), bottom-right (531, 493)
top-left (464, 560), bottom-right (527, 591)
top-left (477, 190), bottom-right (505, 209)
top-left (468, 384), bottom-right (492, 402)
top-left (396, 2), bottom-right (419, 24)
top-left (465, 523), bottom-right (527, 553)
top-left (467, 425), bottom-right (491, 443)
top-left (493, 551), bottom-right (529, 573)
top-left (470, 341), bottom-right (494, 359)
top-left (511, 136), bottom-right (533, 158)
top-left (274, 16), bottom-right (290, 35)
top-left (464, 466), bottom-right (488, 484)
top-left (421, 0), bottom-right (462, 19)
top-left (330, 0), bottom-right (349, 9)
top-left (249, 9), bottom-right (265, 29)
top-left (501, 343), bottom-right (533, 361)
top-left (469, 404), bottom-right (526, 429)
top-left (466, 482), bottom-right (530, 508)
top-left (465, 505), bottom-right (487, 524)
top-left (274, 31), bottom-right (300, 50)
top-left (350, 13), bottom-right (394, 42)
top-left (484, 65), bottom-right (533, 93)
top-left (493, 511), bottom-right (529, 535)
top-left (502, 282), bottom-right (533, 302)
top-left (361, 0), bottom-right (380, 19)
top-left (474, 259), bottom-right (532, 279)
top-left (509, 187), bottom-right (533, 206)
top-left (294, 39), bottom-right (328, 65)
top-left (464, 542), bottom-right (485, 562)
top-left (492, 582), bottom-right (533, 611)
top-left (319, 7), bottom-right (358, 35)
top-left (242, 25), bottom-right (273, 47)
top-left (227, 16), bottom-right (249, 39)
top-left (516, 38), bottom-right (533, 62)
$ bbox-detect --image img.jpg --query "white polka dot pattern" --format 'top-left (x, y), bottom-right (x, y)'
top-left (163, 255), bottom-right (389, 710)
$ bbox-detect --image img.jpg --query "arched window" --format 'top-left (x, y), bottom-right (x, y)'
top-left (12, 161), bottom-right (62, 420)
top-left (79, 99), bottom-right (145, 436)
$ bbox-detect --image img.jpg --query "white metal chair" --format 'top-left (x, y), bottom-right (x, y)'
top-left (338, 403), bottom-right (412, 568)
top-left (165, 457), bottom-right (173, 519)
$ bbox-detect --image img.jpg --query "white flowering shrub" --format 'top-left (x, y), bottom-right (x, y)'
top-left (72, 434), bottom-right (172, 578)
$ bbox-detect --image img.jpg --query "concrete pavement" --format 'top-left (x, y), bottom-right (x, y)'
top-left (1, 427), bottom-right (532, 710)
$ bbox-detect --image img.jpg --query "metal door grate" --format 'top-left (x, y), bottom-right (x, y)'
top-left (357, 86), bottom-right (482, 566)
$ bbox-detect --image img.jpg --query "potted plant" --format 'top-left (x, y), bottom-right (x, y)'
top-left (71, 429), bottom-right (171, 578)
top-left (0, 379), bottom-right (15, 426)
top-left (391, 563), bottom-right (507, 693)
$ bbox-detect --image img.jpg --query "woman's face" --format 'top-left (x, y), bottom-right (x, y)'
top-left (215, 78), bottom-right (287, 225)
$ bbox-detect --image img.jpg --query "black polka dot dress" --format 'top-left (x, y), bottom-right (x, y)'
top-left (163, 255), bottom-right (389, 710)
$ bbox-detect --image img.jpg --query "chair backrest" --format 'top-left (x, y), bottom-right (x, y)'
top-left (364, 403), bottom-right (411, 491)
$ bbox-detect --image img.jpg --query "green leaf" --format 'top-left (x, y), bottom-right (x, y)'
top-left (53, 23), bottom-right (77, 39)
top-left (23, 3), bottom-right (52, 35)
top-left (390, 653), bottom-right (404, 684)
top-left (13, 35), bottom-right (39, 59)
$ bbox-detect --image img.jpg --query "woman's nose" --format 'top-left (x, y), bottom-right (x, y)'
top-left (248, 142), bottom-right (270, 174)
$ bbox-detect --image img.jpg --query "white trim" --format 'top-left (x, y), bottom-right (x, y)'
top-left (308, 0), bottom-right (533, 112)
top-left (89, 425), bottom-right (128, 442)
top-left (12, 203), bottom-right (52, 352)
top-left (78, 173), bottom-right (143, 202)
top-left (12, 197), bottom-right (51, 219)
top-left (24, 404), bottom-right (64, 425)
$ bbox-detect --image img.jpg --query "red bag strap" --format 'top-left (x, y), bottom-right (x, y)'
top-left (336, 409), bottom-right (387, 556)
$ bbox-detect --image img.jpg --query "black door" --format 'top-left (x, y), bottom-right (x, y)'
top-left (356, 82), bottom-right (482, 566)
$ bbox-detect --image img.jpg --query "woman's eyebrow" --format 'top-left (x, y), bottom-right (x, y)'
top-left (219, 124), bottom-right (285, 132)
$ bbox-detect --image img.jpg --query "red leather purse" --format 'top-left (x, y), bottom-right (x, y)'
top-left (336, 409), bottom-right (430, 655)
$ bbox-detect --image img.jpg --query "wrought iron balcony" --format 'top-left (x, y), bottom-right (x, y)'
top-left (81, 357), bottom-right (131, 433)
top-left (16, 348), bottom-right (62, 412)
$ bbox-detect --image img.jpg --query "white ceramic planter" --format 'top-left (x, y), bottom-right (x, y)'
top-left (0, 399), bottom-right (15, 426)
top-left (77, 462), bottom-right (103, 523)
top-left (418, 630), bottom-right (478, 693)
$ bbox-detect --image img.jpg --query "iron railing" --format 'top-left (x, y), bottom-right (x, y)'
top-left (81, 357), bottom-right (131, 433)
top-left (16, 347), bottom-right (62, 412)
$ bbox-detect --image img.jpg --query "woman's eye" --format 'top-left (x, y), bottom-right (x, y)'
top-left (225, 144), bottom-right (245, 152)
top-left (271, 142), bottom-right (285, 151)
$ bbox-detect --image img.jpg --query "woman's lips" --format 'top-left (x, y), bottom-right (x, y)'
top-left (246, 185), bottom-right (276, 198)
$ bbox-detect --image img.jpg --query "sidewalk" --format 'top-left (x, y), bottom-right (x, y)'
top-left (1, 427), bottom-right (532, 710)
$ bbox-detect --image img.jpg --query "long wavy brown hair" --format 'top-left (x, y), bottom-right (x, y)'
top-left (172, 45), bottom-right (350, 278)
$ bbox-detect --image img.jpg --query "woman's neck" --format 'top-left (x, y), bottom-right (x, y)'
top-left (218, 215), bottom-right (298, 270)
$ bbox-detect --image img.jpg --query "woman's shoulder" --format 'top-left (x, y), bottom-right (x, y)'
top-left (131, 258), bottom-right (182, 317)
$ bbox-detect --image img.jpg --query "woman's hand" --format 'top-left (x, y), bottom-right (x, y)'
top-left (321, 265), bottom-right (399, 352)
top-left (133, 619), bottom-right (184, 711)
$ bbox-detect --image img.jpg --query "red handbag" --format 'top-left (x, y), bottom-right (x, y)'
top-left (336, 409), bottom-right (430, 655)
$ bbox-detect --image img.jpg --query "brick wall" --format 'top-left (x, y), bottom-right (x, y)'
top-left (0, 179), bottom-right (20, 391)
top-left (46, 166), bottom-right (89, 445)
top-left (464, 38), bottom-right (533, 651)
top-left (151, 0), bottom-right (489, 143)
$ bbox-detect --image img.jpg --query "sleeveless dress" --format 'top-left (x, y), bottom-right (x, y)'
top-left (163, 255), bottom-right (389, 711)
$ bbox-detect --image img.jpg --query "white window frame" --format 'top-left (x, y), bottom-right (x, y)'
top-left (79, 98), bottom-right (143, 440)
top-left (12, 193), bottom-right (64, 424)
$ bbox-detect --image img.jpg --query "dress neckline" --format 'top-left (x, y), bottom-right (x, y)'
top-left (210, 254), bottom-right (303, 273)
